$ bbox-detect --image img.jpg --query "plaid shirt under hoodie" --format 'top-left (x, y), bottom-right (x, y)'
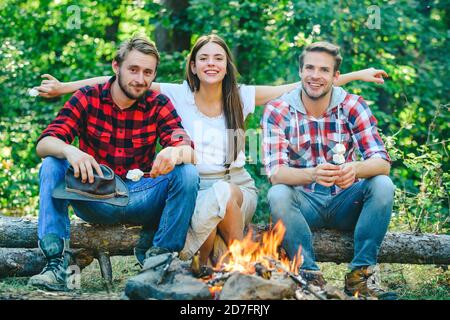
top-left (261, 85), bottom-right (391, 195)
top-left (38, 76), bottom-right (192, 179)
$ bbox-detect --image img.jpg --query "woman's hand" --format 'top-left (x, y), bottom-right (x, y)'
top-left (355, 67), bottom-right (388, 84)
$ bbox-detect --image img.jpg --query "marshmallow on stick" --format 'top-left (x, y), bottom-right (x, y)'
top-left (332, 143), bottom-right (346, 165)
top-left (126, 169), bottom-right (144, 181)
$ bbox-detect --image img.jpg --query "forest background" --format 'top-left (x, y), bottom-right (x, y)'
top-left (1, 0), bottom-right (448, 234)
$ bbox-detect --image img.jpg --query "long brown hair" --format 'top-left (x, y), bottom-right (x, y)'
top-left (186, 34), bottom-right (245, 164)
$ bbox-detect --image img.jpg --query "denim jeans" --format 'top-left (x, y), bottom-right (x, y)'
top-left (38, 156), bottom-right (199, 252)
top-left (267, 175), bottom-right (395, 271)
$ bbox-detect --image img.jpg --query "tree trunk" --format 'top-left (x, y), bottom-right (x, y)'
top-left (0, 216), bottom-right (448, 278)
top-left (0, 216), bottom-right (140, 255)
top-left (311, 228), bottom-right (450, 265)
top-left (154, 0), bottom-right (191, 53)
top-left (0, 248), bottom-right (94, 278)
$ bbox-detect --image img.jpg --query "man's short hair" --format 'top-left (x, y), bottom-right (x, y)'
top-left (299, 41), bottom-right (342, 73)
top-left (114, 35), bottom-right (160, 68)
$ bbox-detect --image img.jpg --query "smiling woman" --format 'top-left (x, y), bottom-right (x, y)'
top-left (162, 35), bottom-right (257, 266)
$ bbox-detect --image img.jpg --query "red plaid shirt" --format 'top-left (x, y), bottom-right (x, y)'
top-left (38, 76), bottom-right (192, 178)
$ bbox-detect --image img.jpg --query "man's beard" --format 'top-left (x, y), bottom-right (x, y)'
top-left (117, 71), bottom-right (147, 100)
top-left (301, 81), bottom-right (333, 101)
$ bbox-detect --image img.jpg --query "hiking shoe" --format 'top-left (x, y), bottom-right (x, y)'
top-left (299, 270), bottom-right (327, 288)
top-left (28, 234), bottom-right (70, 291)
top-left (145, 246), bottom-right (170, 259)
top-left (345, 265), bottom-right (397, 300)
top-left (134, 247), bottom-right (147, 268)
top-left (141, 247), bottom-right (171, 270)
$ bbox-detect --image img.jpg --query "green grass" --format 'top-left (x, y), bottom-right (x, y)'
top-left (0, 257), bottom-right (448, 300)
top-left (319, 262), bottom-right (450, 300)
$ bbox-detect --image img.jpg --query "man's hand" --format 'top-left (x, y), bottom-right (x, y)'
top-left (150, 147), bottom-right (178, 178)
top-left (36, 74), bottom-right (64, 98)
top-left (62, 145), bottom-right (104, 183)
top-left (312, 163), bottom-right (342, 187)
top-left (335, 163), bottom-right (357, 189)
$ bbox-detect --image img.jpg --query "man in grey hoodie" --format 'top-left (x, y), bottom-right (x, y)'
top-left (261, 41), bottom-right (396, 299)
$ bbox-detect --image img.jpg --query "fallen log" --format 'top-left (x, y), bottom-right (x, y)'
top-left (312, 229), bottom-right (450, 265)
top-left (0, 248), bottom-right (94, 277)
top-left (0, 215), bottom-right (140, 278)
top-left (0, 215), bottom-right (449, 278)
top-left (0, 216), bottom-right (141, 255)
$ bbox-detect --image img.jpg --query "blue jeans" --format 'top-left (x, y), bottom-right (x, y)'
top-left (38, 157), bottom-right (199, 252)
top-left (267, 176), bottom-right (394, 271)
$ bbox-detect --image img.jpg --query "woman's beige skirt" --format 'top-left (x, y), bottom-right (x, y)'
top-left (179, 167), bottom-right (257, 261)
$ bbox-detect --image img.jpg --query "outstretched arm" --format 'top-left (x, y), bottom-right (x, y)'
top-left (254, 68), bottom-right (388, 106)
top-left (35, 74), bottom-right (162, 98)
top-left (335, 68), bottom-right (388, 86)
top-left (36, 74), bottom-right (110, 98)
top-left (254, 82), bottom-right (300, 106)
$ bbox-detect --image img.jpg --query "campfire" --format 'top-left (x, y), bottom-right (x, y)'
top-left (201, 221), bottom-right (303, 298)
top-left (218, 221), bottom-right (302, 274)
top-left (124, 221), bottom-right (355, 300)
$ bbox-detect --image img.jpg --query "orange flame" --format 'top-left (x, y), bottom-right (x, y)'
top-left (215, 221), bottom-right (303, 275)
top-left (208, 285), bottom-right (222, 299)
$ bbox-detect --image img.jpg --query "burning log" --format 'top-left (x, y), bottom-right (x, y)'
top-left (206, 272), bottom-right (234, 287)
top-left (254, 262), bottom-right (272, 280)
top-left (264, 256), bottom-right (327, 300)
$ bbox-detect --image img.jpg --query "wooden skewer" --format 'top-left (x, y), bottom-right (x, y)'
top-left (263, 256), bottom-right (326, 300)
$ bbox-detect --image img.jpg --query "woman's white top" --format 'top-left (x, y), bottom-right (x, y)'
top-left (160, 81), bottom-right (256, 174)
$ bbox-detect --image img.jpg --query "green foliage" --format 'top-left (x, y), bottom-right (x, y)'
top-left (0, 0), bottom-right (448, 234)
top-left (0, 114), bottom-right (46, 216)
top-left (383, 124), bottom-right (449, 233)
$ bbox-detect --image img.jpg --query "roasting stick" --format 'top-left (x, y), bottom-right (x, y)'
top-left (264, 256), bottom-right (326, 300)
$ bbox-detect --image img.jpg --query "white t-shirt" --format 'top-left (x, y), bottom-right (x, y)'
top-left (160, 81), bottom-right (256, 174)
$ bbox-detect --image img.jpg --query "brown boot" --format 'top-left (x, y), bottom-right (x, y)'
top-left (345, 266), bottom-right (397, 300)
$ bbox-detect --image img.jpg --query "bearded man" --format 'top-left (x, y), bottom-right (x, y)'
top-left (29, 36), bottom-right (198, 291)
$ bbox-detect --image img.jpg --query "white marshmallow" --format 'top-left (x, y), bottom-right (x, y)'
top-left (333, 143), bottom-right (346, 155)
top-left (28, 88), bottom-right (39, 97)
top-left (126, 169), bottom-right (144, 182)
top-left (333, 154), bottom-right (345, 165)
